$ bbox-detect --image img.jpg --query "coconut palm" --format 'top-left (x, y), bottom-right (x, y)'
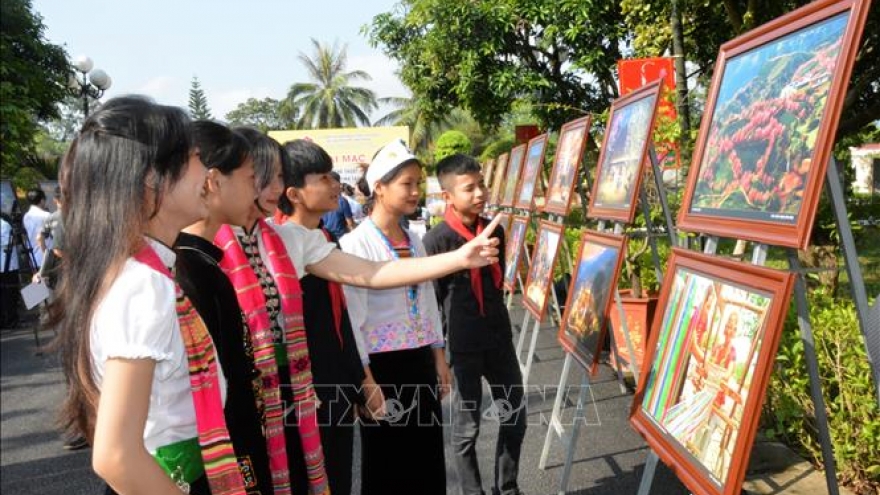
top-left (374, 96), bottom-right (480, 153)
top-left (286, 39), bottom-right (377, 129)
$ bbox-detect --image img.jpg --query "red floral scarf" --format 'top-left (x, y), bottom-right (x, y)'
top-left (215, 220), bottom-right (328, 495)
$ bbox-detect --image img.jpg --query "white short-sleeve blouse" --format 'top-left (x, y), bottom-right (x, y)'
top-left (90, 238), bottom-right (226, 454)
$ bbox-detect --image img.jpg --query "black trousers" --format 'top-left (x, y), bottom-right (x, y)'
top-left (282, 364), bottom-right (358, 495)
top-left (450, 341), bottom-right (526, 495)
top-left (0, 270), bottom-right (19, 327)
top-left (360, 346), bottom-right (446, 495)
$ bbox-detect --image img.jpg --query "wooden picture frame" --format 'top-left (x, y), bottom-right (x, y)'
top-left (522, 220), bottom-right (565, 320)
top-left (502, 215), bottom-right (530, 292)
top-left (500, 144), bottom-right (526, 208)
top-left (544, 116), bottom-right (592, 216)
top-left (630, 248), bottom-right (795, 495)
top-left (677, 0), bottom-right (871, 249)
top-left (483, 158), bottom-right (496, 192)
top-left (514, 133), bottom-right (549, 211)
top-left (557, 230), bottom-right (627, 372)
top-left (489, 152), bottom-right (510, 206)
top-left (587, 80), bottom-right (662, 223)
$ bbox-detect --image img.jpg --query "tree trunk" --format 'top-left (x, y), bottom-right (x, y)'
top-left (670, 0), bottom-right (691, 160)
top-left (798, 245), bottom-right (840, 295)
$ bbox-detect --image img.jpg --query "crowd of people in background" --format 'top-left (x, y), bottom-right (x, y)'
top-left (2, 94), bottom-right (526, 495)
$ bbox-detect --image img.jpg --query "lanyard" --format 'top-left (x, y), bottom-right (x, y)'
top-left (365, 218), bottom-right (420, 320)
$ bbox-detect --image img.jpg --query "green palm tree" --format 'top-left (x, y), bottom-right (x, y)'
top-left (287, 39), bottom-right (377, 129)
top-left (374, 96), bottom-right (477, 153)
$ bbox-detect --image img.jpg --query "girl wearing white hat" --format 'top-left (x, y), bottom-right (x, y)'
top-left (339, 139), bottom-right (448, 494)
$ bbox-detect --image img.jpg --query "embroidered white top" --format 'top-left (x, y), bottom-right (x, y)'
top-left (340, 221), bottom-right (444, 356)
top-left (90, 238), bottom-right (227, 454)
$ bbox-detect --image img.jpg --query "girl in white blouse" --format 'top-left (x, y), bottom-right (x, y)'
top-left (339, 140), bottom-right (448, 495)
top-left (50, 96), bottom-right (242, 495)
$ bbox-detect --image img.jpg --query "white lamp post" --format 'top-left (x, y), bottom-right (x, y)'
top-left (69, 55), bottom-right (112, 117)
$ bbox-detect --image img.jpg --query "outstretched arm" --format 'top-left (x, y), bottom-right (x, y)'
top-left (307, 214), bottom-right (502, 289)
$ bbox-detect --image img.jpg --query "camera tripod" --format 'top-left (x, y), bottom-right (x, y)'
top-left (2, 202), bottom-right (42, 346)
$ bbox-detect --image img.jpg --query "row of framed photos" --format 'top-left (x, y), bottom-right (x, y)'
top-left (500, 215), bottom-right (795, 495)
top-left (486, 0), bottom-right (869, 252)
top-left (487, 1), bottom-right (871, 493)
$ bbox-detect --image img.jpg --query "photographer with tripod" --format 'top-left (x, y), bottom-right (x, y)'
top-left (1, 196), bottom-right (38, 329)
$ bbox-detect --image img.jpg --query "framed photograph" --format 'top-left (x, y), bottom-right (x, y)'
top-left (500, 144), bottom-right (526, 208)
top-left (1, 180), bottom-right (16, 216)
top-left (514, 134), bottom-right (549, 211)
top-left (496, 211), bottom-right (513, 238)
top-left (483, 158), bottom-right (495, 192)
top-left (489, 152), bottom-right (509, 206)
top-left (544, 116), bottom-right (592, 216)
top-left (587, 80), bottom-right (662, 223)
top-left (502, 215), bottom-right (530, 292)
top-left (557, 230), bottom-right (627, 372)
top-left (522, 220), bottom-right (565, 320)
top-left (678, 0), bottom-right (872, 249)
top-left (631, 248), bottom-right (794, 495)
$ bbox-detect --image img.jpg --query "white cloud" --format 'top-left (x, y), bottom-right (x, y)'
top-left (349, 53), bottom-right (411, 123)
top-left (348, 53), bottom-right (410, 99)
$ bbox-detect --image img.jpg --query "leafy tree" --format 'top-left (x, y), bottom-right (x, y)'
top-left (367, 0), bottom-right (627, 130)
top-left (0, 0), bottom-right (69, 181)
top-left (434, 130), bottom-right (472, 162)
top-left (225, 97), bottom-right (297, 132)
top-left (285, 39), bottom-right (377, 129)
top-left (188, 76), bottom-right (212, 120)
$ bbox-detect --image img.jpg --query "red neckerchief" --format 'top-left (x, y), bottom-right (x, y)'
top-left (443, 209), bottom-right (502, 315)
top-left (319, 227), bottom-right (346, 348)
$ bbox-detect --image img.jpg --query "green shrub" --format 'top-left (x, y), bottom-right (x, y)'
top-left (434, 130), bottom-right (473, 162)
top-left (764, 288), bottom-right (880, 491)
top-left (479, 136), bottom-right (515, 161)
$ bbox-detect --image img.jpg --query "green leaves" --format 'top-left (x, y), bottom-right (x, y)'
top-left (765, 288), bottom-right (880, 487)
top-left (366, 0), bottom-right (624, 130)
top-left (1, 0), bottom-right (69, 176)
top-left (285, 39), bottom-right (377, 129)
top-left (225, 97), bottom-right (297, 133)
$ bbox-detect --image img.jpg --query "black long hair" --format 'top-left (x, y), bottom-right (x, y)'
top-left (189, 120), bottom-right (250, 174)
top-left (50, 96), bottom-right (192, 440)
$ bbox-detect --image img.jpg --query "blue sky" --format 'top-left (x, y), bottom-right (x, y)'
top-left (32, 0), bottom-right (410, 119)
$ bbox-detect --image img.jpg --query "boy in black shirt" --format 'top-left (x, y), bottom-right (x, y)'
top-left (423, 154), bottom-right (526, 495)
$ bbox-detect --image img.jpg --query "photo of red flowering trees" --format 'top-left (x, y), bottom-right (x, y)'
top-left (689, 13), bottom-right (849, 224)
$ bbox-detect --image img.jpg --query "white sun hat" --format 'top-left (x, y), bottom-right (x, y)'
top-left (365, 139), bottom-right (420, 194)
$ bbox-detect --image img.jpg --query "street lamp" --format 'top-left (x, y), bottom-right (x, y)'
top-left (68, 55), bottom-right (112, 117)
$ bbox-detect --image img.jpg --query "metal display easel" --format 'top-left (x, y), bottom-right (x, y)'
top-left (635, 159), bottom-right (871, 495)
top-left (538, 144), bottom-right (677, 494)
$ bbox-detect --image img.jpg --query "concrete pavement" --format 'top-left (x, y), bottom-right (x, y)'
top-left (1, 301), bottom-right (849, 494)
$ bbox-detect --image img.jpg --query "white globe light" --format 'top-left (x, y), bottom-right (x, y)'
top-left (73, 55), bottom-right (93, 73)
top-left (89, 69), bottom-right (110, 89)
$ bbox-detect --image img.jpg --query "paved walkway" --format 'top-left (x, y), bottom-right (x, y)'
top-left (1, 301), bottom-right (846, 494)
